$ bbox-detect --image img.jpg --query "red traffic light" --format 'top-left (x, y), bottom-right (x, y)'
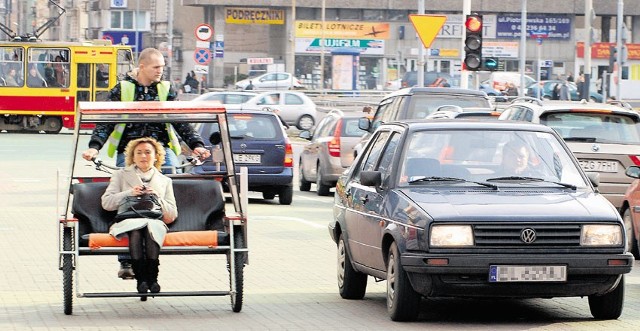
top-left (465, 16), bottom-right (482, 33)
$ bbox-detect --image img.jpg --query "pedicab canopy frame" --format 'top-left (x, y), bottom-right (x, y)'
top-left (58, 101), bottom-right (249, 315)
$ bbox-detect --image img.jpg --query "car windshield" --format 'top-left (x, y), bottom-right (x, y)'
top-left (406, 95), bottom-right (491, 119)
top-left (399, 129), bottom-right (588, 188)
top-left (541, 112), bottom-right (640, 144)
top-left (195, 113), bottom-right (279, 140)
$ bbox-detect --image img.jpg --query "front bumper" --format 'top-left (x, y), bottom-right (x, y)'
top-left (402, 252), bottom-right (633, 298)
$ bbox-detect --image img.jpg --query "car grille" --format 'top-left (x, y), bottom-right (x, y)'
top-left (473, 223), bottom-right (581, 246)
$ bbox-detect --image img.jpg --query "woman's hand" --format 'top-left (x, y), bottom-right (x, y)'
top-left (132, 185), bottom-right (147, 196)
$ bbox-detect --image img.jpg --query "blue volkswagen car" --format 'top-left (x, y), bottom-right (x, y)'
top-left (330, 120), bottom-right (632, 321)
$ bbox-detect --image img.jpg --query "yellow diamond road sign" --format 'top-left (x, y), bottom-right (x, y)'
top-left (409, 14), bottom-right (447, 48)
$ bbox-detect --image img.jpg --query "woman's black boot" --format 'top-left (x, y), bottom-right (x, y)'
top-left (147, 259), bottom-right (161, 293)
top-left (131, 259), bottom-right (148, 294)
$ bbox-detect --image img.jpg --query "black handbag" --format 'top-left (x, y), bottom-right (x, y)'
top-left (115, 194), bottom-right (163, 221)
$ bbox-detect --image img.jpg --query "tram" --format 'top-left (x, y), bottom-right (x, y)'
top-left (0, 1), bottom-right (134, 133)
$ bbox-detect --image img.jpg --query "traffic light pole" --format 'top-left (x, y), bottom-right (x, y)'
top-left (616, 0), bottom-right (623, 100)
top-left (584, 0), bottom-right (592, 102)
top-left (460, 0), bottom-right (471, 89)
top-left (417, 0), bottom-right (425, 87)
top-left (519, 0), bottom-right (527, 96)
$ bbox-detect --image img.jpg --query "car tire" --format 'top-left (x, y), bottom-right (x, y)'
top-left (387, 242), bottom-right (421, 321)
top-left (296, 115), bottom-right (315, 130)
top-left (262, 191), bottom-right (275, 200)
top-left (622, 209), bottom-right (640, 259)
top-left (278, 186), bottom-right (293, 205)
top-left (299, 160), bottom-right (311, 191)
top-left (316, 165), bottom-right (331, 196)
top-left (588, 276), bottom-right (625, 320)
top-left (337, 234), bottom-right (367, 299)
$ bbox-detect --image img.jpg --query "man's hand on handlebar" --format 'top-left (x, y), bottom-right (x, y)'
top-left (192, 147), bottom-right (211, 161)
top-left (82, 148), bottom-right (99, 161)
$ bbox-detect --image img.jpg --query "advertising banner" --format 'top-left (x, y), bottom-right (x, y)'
top-left (295, 21), bottom-right (390, 40)
top-left (101, 30), bottom-right (142, 53)
top-left (225, 7), bottom-right (285, 25)
top-left (496, 14), bottom-right (571, 40)
top-left (295, 38), bottom-right (384, 55)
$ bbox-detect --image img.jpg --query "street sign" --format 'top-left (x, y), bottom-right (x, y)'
top-left (193, 48), bottom-right (211, 65)
top-left (408, 15), bottom-right (447, 48)
top-left (195, 23), bottom-right (213, 42)
top-left (194, 65), bottom-right (209, 75)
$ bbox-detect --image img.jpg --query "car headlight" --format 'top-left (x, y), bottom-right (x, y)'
top-left (430, 225), bottom-right (473, 247)
top-left (581, 224), bottom-right (622, 246)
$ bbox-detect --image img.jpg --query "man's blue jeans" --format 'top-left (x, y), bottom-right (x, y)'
top-left (115, 147), bottom-right (179, 263)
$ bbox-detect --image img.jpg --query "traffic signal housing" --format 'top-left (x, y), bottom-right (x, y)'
top-left (464, 15), bottom-right (483, 71)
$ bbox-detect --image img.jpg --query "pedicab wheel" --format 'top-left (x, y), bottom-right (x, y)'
top-left (62, 227), bottom-right (73, 315)
top-left (229, 228), bottom-right (245, 312)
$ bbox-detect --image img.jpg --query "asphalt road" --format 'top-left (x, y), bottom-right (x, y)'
top-left (1, 131), bottom-right (640, 330)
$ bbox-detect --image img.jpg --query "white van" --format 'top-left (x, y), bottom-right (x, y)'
top-left (489, 72), bottom-right (536, 92)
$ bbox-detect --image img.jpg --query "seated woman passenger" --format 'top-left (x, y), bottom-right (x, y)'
top-left (101, 137), bottom-right (177, 294)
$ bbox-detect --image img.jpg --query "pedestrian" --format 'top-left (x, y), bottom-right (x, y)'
top-left (244, 80), bottom-right (255, 90)
top-left (81, 47), bottom-right (211, 280)
top-left (567, 72), bottom-right (574, 82)
top-left (199, 75), bottom-right (207, 94)
top-left (559, 80), bottom-right (571, 101)
top-left (576, 72), bottom-right (585, 100)
top-left (552, 83), bottom-right (561, 100)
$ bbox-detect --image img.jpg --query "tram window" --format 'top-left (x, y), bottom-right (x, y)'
top-left (96, 63), bottom-right (110, 88)
top-left (77, 90), bottom-right (90, 103)
top-left (96, 91), bottom-right (110, 101)
top-left (117, 49), bottom-right (133, 80)
top-left (77, 63), bottom-right (90, 88)
top-left (27, 48), bottom-right (70, 88)
top-left (0, 47), bottom-right (25, 88)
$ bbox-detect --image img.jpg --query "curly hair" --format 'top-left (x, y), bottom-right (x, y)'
top-left (123, 137), bottom-right (165, 170)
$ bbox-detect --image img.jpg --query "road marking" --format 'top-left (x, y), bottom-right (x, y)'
top-left (294, 194), bottom-right (334, 203)
top-left (252, 215), bottom-right (326, 229)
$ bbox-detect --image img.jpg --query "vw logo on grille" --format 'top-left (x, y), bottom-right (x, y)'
top-left (240, 143), bottom-right (247, 151)
top-left (520, 228), bottom-right (537, 244)
top-left (591, 144), bottom-right (600, 152)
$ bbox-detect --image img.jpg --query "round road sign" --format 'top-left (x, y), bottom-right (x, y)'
top-left (195, 23), bottom-right (213, 42)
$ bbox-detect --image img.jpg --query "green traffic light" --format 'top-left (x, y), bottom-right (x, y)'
top-left (483, 58), bottom-right (498, 71)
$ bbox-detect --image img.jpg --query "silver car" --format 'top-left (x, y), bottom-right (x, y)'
top-left (299, 109), bottom-right (367, 195)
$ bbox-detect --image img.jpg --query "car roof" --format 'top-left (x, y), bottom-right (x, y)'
top-left (382, 118), bottom-right (555, 133)
top-left (193, 91), bottom-right (258, 99)
top-left (510, 99), bottom-right (640, 118)
top-left (384, 87), bottom-right (487, 99)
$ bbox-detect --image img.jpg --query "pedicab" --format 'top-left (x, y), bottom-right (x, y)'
top-left (57, 101), bottom-right (249, 315)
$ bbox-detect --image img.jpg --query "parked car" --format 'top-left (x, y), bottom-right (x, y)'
top-left (193, 109), bottom-right (294, 205)
top-left (400, 71), bottom-right (453, 88)
top-left (425, 105), bottom-right (501, 120)
top-left (384, 78), bottom-right (402, 91)
top-left (192, 91), bottom-right (258, 104)
top-left (526, 80), bottom-right (604, 102)
top-left (298, 109), bottom-right (368, 195)
top-left (235, 72), bottom-right (304, 90)
top-left (213, 91), bottom-right (317, 131)
top-left (353, 87), bottom-right (493, 157)
top-left (330, 119), bottom-right (632, 321)
top-left (622, 166), bottom-right (640, 259)
top-left (499, 98), bottom-right (640, 209)
top-left (487, 71), bottom-right (536, 92)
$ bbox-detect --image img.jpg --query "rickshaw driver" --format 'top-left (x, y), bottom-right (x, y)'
top-left (81, 47), bottom-right (211, 279)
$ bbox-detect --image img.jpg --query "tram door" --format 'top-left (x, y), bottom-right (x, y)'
top-left (76, 63), bottom-right (112, 103)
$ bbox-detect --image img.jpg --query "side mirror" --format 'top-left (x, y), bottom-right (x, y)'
top-left (358, 117), bottom-right (371, 131)
top-left (586, 172), bottom-right (600, 188)
top-left (625, 166), bottom-right (640, 179)
top-left (360, 171), bottom-right (382, 187)
top-left (209, 132), bottom-right (221, 145)
top-left (299, 130), bottom-right (311, 140)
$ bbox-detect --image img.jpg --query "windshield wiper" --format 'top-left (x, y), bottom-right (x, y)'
top-left (486, 176), bottom-right (576, 189)
top-left (408, 176), bottom-right (498, 190)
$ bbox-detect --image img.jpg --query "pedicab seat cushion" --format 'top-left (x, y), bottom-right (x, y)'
top-left (71, 179), bottom-right (227, 249)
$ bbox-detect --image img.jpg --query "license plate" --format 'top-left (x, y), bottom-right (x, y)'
top-left (234, 154), bottom-right (261, 164)
top-left (489, 265), bottom-right (566, 282)
top-left (579, 160), bottom-right (618, 173)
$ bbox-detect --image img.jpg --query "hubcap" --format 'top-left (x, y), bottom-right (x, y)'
top-left (387, 252), bottom-right (396, 308)
top-left (299, 116), bottom-right (314, 130)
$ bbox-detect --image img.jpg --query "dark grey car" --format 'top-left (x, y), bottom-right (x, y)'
top-left (330, 120), bottom-right (632, 321)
